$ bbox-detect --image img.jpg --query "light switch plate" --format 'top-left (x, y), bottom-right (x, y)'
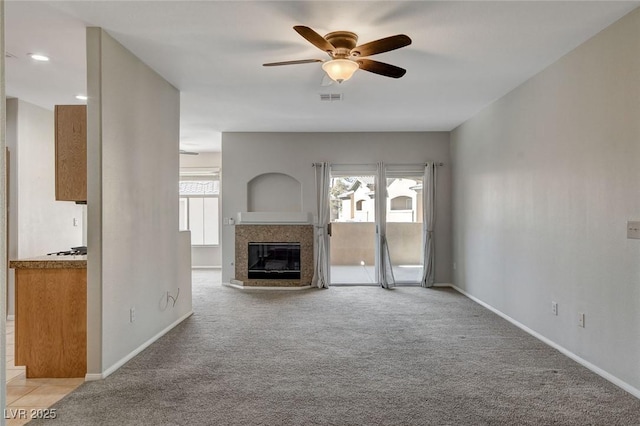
top-left (627, 221), bottom-right (640, 239)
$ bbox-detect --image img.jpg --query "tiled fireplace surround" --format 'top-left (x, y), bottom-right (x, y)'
top-left (235, 224), bottom-right (314, 287)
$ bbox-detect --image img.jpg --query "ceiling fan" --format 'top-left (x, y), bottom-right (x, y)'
top-left (263, 26), bottom-right (411, 83)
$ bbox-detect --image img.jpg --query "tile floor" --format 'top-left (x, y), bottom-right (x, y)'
top-left (5, 320), bottom-right (84, 426)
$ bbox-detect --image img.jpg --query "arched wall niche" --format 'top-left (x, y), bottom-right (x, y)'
top-left (247, 172), bottom-right (302, 212)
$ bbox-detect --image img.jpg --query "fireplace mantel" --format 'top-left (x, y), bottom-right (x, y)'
top-left (236, 212), bottom-right (312, 225)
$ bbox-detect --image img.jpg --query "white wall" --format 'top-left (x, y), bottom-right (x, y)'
top-left (180, 151), bottom-right (220, 169)
top-left (1, 1), bottom-right (6, 415)
top-left (87, 28), bottom-right (192, 376)
top-left (5, 99), bottom-right (84, 317)
top-left (221, 132), bottom-right (451, 284)
top-left (451, 9), bottom-right (640, 394)
top-left (247, 173), bottom-right (302, 212)
top-left (180, 151), bottom-right (221, 268)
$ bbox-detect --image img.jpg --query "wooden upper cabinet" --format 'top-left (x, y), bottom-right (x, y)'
top-left (55, 105), bottom-right (87, 202)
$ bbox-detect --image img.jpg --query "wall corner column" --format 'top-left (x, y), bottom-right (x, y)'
top-left (86, 27), bottom-right (103, 377)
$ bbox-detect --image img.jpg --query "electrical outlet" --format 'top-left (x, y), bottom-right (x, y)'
top-left (627, 221), bottom-right (640, 239)
top-left (551, 302), bottom-right (558, 316)
top-left (453, 262), bottom-right (457, 270)
top-left (130, 307), bottom-right (136, 323)
top-left (578, 312), bottom-right (585, 328)
top-left (73, 217), bottom-right (79, 227)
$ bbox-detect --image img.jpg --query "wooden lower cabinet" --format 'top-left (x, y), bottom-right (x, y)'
top-left (15, 268), bottom-right (87, 378)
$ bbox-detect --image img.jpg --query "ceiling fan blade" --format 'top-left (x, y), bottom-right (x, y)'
top-left (351, 34), bottom-right (411, 57)
top-left (293, 26), bottom-right (335, 53)
top-left (263, 59), bottom-right (323, 67)
top-left (356, 59), bottom-right (406, 79)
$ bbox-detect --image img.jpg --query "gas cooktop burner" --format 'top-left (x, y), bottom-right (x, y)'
top-left (48, 246), bottom-right (87, 256)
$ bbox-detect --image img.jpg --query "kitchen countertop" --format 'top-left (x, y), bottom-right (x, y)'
top-left (9, 255), bottom-right (87, 269)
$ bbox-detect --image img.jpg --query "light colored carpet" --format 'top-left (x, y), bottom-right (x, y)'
top-left (31, 270), bottom-right (640, 425)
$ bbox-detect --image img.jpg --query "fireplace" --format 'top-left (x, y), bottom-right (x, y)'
top-left (235, 225), bottom-right (313, 287)
top-left (248, 243), bottom-right (301, 280)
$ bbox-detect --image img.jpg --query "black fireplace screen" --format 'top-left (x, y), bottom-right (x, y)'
top-left (248, 243), bottom-right (301, 279)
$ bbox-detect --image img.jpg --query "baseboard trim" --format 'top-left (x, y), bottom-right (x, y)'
top-left (84, 373), bottom-right (103, 381)
top-left (88, 311), bottom-right (194, 381)
top-left (192, 266), bottom-right (221, 270)
top-left (223, 282), bottom-right (312, 291)
top-left (431, 283), bottom-right (453, 288)
top-left (449, 284), bottom-right (640, 400)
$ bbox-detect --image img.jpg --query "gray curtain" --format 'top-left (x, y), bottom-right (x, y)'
top-left (421, 162), bottom-right (437, 287)
top-left (379, 236), bottom-right (396, 289)
top-left (376, 162), bottom-right (396, 289)
top-left (312, 162), bottom-right (330, 288)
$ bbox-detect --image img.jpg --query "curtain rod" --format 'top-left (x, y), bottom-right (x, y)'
top-left (312, 162), bottom-right (375, 167)
top-left (385, 162), bottom-right (445, 167)
top-left (312, 162), bottom-right (444, 167)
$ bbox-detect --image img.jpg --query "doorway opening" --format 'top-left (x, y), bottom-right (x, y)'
top-left (384, 173), bottom-right (424, 284)
top-left (329, 174), bottom-right (377, 284)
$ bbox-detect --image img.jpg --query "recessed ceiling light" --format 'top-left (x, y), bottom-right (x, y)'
top-left (29, 53), bottom-right (50, 62)
top-left (75, 95), bottom-right (88, 101)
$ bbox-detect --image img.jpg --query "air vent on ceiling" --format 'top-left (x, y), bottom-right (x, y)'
top-left (319, 93), bottom-right (343, 102)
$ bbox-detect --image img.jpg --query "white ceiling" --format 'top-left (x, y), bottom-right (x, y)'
top-left (5, 1), bottom-right (639, 152)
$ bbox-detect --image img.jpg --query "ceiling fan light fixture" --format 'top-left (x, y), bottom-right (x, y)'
top-left (322, 59), bottom-right (359, 83)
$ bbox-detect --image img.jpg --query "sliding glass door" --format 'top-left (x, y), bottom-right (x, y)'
top-left (329, 171), bottom-right (377, 284)
top-left (326, 164), bottom-right (427, 286)
top-left (384, 173), bottom-right (424, 284)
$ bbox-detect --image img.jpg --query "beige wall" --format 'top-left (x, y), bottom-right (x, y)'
top-left (330, 222), bottom-right (422, 265)
top-left (330, 223), bottom-right (376, 265)
top-left (451, 9), bottom-right (640, 395)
